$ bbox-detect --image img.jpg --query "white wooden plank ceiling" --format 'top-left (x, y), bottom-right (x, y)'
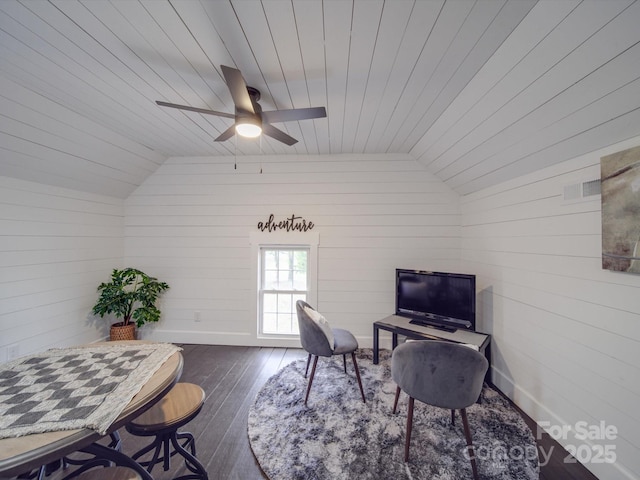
top-left (1, 0), bottom-right (640, 198)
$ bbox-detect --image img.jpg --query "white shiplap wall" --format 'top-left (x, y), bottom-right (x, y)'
top-left (0, 176), bottom-right (124, 361)
top-left (125, 153), bottom-right (461, 347)
top-left (461, 138), bottom-right (640, 480)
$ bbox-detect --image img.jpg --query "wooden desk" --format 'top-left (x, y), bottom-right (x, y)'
top-left (0, 343), bottom-right (183, 479)
top-left (373, 315), bottom-right (491, 382)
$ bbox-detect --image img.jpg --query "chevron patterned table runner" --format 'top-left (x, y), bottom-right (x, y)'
top-left (0, 342), bottom-right (181, 439)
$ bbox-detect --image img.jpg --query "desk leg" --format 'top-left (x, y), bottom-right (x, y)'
top-left (392, 333), bottom-right (398, 350)
top-left (77, 443), bottom-right (154, 480)
top-left (373, 324), bottom-right (379, 365)
top-left (484, 343), bottom-right (492, 385)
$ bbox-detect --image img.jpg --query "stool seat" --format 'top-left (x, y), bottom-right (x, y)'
top-left (126, 383), bottom-right (208, 480)
top-left (129, 383), bottom-right (205, 432)
top-left (76, 467), bottom-right (142, 480)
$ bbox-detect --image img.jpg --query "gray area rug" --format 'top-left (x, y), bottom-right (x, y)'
top-left (248, 349), bottom-right (539, 480)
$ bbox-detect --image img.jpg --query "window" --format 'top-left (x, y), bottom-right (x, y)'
top-left (250, 230), bottom-right (318, 339)
top-left (259, 248), bottom-right (308, 335)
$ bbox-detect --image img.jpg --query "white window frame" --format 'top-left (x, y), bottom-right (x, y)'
top-left (250, 231), bottom-right (319, 339)
top-left (259, 247), bottom-right (309, 336)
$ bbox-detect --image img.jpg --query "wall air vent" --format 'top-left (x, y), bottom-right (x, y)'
top-left (563, 178), bottom-right (601, 204)
top-left (582, 179), bottom-right (601, 197)
top-left (563, 183), bottom-right (581, 201)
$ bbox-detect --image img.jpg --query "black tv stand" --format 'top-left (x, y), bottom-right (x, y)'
top-left (409, 319), bottom-right (457, 333)
top-left (373, 315), bottom-right (492, 384)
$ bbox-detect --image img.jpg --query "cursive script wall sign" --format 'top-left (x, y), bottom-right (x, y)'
top-left (258, 214), bottom-right (314, 232)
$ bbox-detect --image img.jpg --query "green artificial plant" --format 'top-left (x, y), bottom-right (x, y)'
top-left (92, 268), bottom-right (169, 328)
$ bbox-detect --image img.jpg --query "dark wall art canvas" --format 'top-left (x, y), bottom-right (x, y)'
top-left (601, 145), bottom-right (640, 273)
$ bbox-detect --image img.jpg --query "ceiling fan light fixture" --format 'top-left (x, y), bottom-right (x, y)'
top-left (235, 118), bottom-right (262, 138)
top-left (156, 65), bottom-right (326, 145)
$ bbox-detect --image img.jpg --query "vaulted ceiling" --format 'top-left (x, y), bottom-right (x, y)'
top-left (1, 0), bottom-right (640, 198)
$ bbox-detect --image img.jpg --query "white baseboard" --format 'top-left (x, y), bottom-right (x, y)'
top-left (139, 329), bottom-right (303, 348)
top-left (139, 330), bottom-right (394, 350)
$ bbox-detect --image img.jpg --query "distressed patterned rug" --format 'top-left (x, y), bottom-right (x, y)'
top-left (248, 349), bottom-right (539, 480)
top-left (0, 342), bottom-right (181, 438)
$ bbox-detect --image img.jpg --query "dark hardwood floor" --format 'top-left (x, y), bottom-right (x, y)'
top-left (49, 344), bottom-right (600, 480)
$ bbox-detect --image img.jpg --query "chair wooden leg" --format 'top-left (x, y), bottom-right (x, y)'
top-left (404, 397), bottom-right (415, 462)
top-left (304, 353), bottom-right (311, 378)
top-left (351, 352), bottom-right (365, 403)
top-left (304, 355), bottom-right (319, 406)
top-left (451, 409), bottom-right (455, 426)
top-left (343, 354), bottom-right (347, 373)
top-left (393, 385), bottom-right (401, 414)
top-left (460, 408), bottom-right (480, 480)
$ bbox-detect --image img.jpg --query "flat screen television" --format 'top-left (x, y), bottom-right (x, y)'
top-left (395, 269), bottom-right (476, 332)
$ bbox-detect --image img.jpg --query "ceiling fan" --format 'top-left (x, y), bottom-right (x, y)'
top-left (156, 65), bottom-right (327, 146)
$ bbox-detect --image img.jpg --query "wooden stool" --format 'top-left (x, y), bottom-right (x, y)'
top-left (126, 383), bottom-right (208, 480)
top-left (76, 466), bottom-right (142, 480)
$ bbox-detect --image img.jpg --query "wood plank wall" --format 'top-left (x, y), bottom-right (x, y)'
top-left (0, 176), bottom-right (124, 360)
top-left (3, 142), bottom-right (639, 478)
top-left (461, 137), bottom-right (640, 480)
top-left (124, 153), bottom-right (462, 347)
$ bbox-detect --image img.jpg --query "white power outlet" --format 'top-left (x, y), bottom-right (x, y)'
top-left (194, 311), bottom-right (201, 322)
top-left (7, 343), bottom-right (20, 361)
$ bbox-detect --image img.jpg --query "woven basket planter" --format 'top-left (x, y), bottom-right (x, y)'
top-left (110, 323), bottom-right (136, 341)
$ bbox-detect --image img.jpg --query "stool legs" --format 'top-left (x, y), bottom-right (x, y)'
top-left (171, 432), bottom-right (208, 479)
top-left (129, 429), bottom-right (207, 480)
top-left (126, 383), bottom-right (207, 480)
top-left (19, 432), bottom-right (123, 480)
top-left (129, 435), bottom-right (164, 472)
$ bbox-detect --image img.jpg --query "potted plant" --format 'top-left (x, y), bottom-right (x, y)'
top-left (92, 267), bottom-right (170, 341)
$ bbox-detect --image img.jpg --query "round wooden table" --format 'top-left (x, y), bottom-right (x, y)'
top-left (0, 343), bottom-right (183, 479)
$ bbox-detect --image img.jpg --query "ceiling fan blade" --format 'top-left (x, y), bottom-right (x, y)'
top-left (156, 101), bottom-right (235, 119)
top-left (262, 123), bottom-right (298, 146)
top-left (221, 65), bottom-right (255, 114)
top-left (262, 107), bottom-right (327, 124)
top-left (215, 125), bottom-right (236, 142)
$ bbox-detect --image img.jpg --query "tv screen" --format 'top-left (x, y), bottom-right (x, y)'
top-left (395, 269), bottom-right (476, 331)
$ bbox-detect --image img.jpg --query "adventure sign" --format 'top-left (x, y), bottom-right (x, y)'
top-left (257, 214), bottom-right (314, 232)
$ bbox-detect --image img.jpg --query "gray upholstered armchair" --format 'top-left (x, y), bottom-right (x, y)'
top-left (391, 340), bottom-right (488, 479)
top-left (295, 300), bottom-right (365, 406)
